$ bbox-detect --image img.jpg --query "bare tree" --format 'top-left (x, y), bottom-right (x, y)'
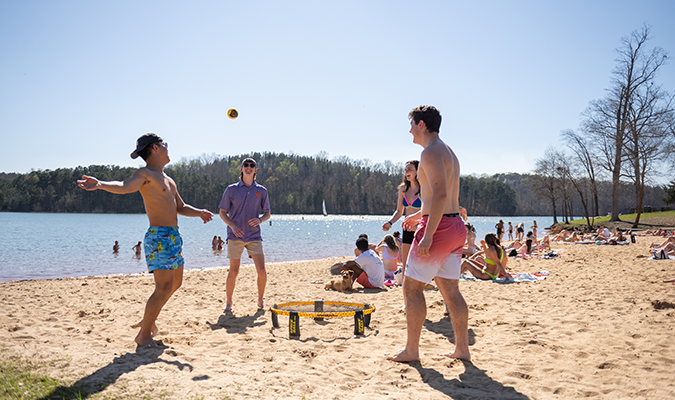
top-left (554, 156), bottom-right (573, 223)
top-left (556, 148), bottom-right (595, 228)
top-left (624, 83), bottom-right (675, 227)
top-left (561, 129), bottom-right (602, 218)
top-left (532, 147), bottom-right (562, 224)
top-left (583, 25), bottom-right (669, 221)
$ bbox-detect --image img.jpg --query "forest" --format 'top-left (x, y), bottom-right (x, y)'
top-left (0, 153), bottom-right (516, 216)
top-left (0, 151), bottom-right (668, 217)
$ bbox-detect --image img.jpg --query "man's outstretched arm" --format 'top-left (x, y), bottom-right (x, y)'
top-left (77, 171), bottom-right (147, 194)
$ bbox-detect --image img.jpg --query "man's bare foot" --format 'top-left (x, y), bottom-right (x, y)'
top-left (258, 301), bottom-right (266, 310)
top-left (440, 349), bottom-right (471, 361)
top-left (385, 348), bottom-right (419, 363)
top-left (135, 333), bottom-right (161, 347)
top-left (134, 320), bottom-right (158, 336)
top-left (224, 303), bottom-right (233, 312)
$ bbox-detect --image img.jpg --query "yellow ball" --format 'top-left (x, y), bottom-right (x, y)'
top-left (227, 109), bottom-right (238, 119)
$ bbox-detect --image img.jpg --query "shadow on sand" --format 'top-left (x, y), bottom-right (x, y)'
top-left (206, 308), bottom-right (267, 334)
top-left (415, 318), bottom-right (527, 398)
top-left (424, 317), bottom-right (476, 346)
top-left (38, 346), bottom-right (193, 400)
top-left (410, 360), bottom-right (530, 399)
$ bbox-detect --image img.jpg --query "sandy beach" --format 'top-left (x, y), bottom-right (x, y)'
top-left (2, 236), bottom-right (675, 399)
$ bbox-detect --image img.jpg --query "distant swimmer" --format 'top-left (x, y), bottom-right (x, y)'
top-left (132, 241), bottom-right (142, 257)
top-left (212, 235), bottom-right (218, 250)
top-left (113, 241), bottom-right (120, 253)
top-left (77, 133), bottom-right (213, 347)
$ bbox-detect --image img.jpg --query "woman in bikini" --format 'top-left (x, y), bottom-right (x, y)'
top-left (382, 160), bottom-right (420, 277)
top-left (376, 234), bottom-right (400, 284)
top-left (462, 223), bottom-right (479, 257)
top-left (460, 233), bottom-right (510, 282)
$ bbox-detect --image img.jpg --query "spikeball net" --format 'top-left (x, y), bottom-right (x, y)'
top-left (270, 301), bottom-right (375, 337)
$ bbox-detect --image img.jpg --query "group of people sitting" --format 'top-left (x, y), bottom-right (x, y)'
top-left (331, 232), bottom-right (402, 291)
top-left (550, 226), bottom-right (631, 245)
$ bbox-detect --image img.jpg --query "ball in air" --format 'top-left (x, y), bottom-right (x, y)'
top-left (227, 109), bottom-right (238, 119)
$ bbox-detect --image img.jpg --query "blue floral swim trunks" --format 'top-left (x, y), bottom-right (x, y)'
top-left (144, 226), bottom-right (184, 273)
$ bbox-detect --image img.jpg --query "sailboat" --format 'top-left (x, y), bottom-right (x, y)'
top-left (322, 200), bottom-right (327, 216)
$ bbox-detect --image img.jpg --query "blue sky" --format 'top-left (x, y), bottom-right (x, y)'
top-left (1, 1), bottom-right (674, 180)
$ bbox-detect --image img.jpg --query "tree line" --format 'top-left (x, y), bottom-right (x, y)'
top-left (529, 25), bottom-right (675, 227)
top-left (0, 153), bottom-right (518, 216)
top-left (1, 154), bottom-right (668, 217)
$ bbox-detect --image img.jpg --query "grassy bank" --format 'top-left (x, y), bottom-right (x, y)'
top-left (555, 210), bottom-right (675, 229)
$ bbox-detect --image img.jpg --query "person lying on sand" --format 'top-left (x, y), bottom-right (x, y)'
top-left (651, 242), bottom-right (675, 256)
top-left (645, 229), bottom-right (668, 236)
top-left (649, 237), bottom-right (675, 248)
top-left (551, 229), bottom-right (571, 242)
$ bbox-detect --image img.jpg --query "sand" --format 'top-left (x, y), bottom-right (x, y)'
top-left (1, 237), bottom-right (675, 399)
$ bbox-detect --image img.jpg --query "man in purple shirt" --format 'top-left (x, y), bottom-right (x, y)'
top-left (219, 158), bottom-right (271, 311)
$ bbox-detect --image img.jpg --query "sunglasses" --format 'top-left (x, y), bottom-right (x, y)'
top-left (154, 141), bottom-right (168, 149)
top-left (243, 162), bottom-right (256, 168)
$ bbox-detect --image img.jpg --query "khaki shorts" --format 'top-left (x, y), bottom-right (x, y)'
top-left (227, 240), bottom-right (264, 259)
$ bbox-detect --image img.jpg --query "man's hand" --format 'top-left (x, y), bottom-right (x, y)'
top-left (417, 235), bottom-right (433, 257)
top-left (77, 175), bottom-right (100, 191)
top-left (402, 212), bottom-right (422, 231)
top-left (200, 210), bottom-right (214, 224)
top-left (460, 206), bottom-right (467, 221)
top-left (248, 218), bottom-right (261, 227)
top-left (230, 225), bottom-right (244, 238)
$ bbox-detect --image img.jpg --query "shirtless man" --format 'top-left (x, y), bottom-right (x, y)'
top-left (386, 105), bottom-right (469, 362)
top-left (77, 133), bottom-right (213, 346)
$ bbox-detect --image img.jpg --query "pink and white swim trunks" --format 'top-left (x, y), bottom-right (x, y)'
top-left (405, 215), bottom-right (467, 283)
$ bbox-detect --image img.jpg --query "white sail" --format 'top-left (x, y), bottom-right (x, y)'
top-left (322, 200), bottom-right (327, 216)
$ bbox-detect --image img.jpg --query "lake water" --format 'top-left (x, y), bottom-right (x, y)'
top-left (0, 213), bottom-right (555, 282)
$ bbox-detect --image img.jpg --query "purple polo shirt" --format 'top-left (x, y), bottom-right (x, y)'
top-left (219, 180), bottom-right (270, 242)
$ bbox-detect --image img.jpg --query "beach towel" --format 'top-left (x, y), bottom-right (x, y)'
top-left (574, 240), bottom-right (629, 245)
top-left (510, 250), bottom-right (562, 259)
top-left (460, 271), bottom-right (550, 283)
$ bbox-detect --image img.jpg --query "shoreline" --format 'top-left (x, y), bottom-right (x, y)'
top-left (0, 256), bottom-right (352, 284)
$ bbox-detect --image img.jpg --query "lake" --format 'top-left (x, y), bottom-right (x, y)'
top-left (0, 213), bottom-right (555, 282)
